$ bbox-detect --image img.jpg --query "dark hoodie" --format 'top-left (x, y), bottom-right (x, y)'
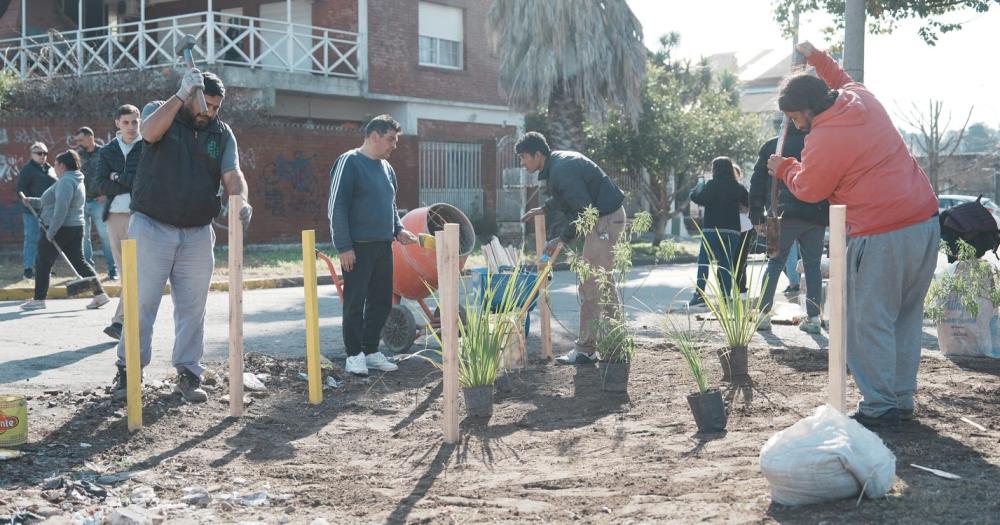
top-left (749, 122), bottom-right (829, 226)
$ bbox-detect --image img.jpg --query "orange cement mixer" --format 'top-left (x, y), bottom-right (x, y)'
top-left (317, 203), bottom-right (476, 352)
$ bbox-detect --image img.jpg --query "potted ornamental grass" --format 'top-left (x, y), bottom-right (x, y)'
top-left (666, 321), bottom-right (726, 433)
top-left (695, 227), bottom-right (769, 384)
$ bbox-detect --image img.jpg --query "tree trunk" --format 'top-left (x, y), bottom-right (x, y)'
top-left (547, 88), bottom-right (587, 152)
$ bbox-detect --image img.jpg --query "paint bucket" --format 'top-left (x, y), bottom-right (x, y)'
top-left (0, 395), bottom-right (27, 447)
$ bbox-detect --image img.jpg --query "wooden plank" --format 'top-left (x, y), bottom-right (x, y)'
top-left (302, 230), bottom-right (323, 405)
top-left (122, 239), bottom-right (142, 431)
top-left (828, 205), bottom-right (847, 412)
top-left (534, 215), bottom-right (554, 360)
top-left (438, 223), bottom-right (460, 444)
top-left (228, 195), bottom-right (245, 417)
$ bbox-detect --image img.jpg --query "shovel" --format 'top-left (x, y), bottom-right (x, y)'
top-left (19, 192), bottom-right (101, 297)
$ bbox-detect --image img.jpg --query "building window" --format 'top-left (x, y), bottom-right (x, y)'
top-left (418, 2), bottom-right (463, 70)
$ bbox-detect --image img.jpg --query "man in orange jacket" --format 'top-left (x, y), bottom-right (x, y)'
top-left (768, 41), bottom-right (939, 430)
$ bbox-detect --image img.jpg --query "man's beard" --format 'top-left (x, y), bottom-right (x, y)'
top-left (186, 106), bottom-right (212, 130)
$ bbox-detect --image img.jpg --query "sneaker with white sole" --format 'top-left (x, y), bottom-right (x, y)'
top-left (555, 349), bottom-right (598, 365)
top-left (365, 352), bottom-right (399, 372)
top-left (345, 354), bottom-right (368, 376)
top-left (799, 316), bottom-right (822, 334)
top-left (86, 293), bottom-right (110, 310)
top-left (20, 299), bottom-right (46, 311)
top-left (757, 313), bottom-right (771, 331)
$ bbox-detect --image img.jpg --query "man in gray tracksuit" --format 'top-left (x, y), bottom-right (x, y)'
top-left (328, 115), bottom-right (417, 377)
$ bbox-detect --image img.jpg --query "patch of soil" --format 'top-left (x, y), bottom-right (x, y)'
top-left (2, 335), bottom-right (1000, 524)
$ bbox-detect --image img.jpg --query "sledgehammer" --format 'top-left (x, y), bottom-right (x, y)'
top-left (175, 34), bottom-right (208, 114)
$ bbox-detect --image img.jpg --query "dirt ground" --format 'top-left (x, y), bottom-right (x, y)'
top-left (2, 324), bottom-right (1000, 524)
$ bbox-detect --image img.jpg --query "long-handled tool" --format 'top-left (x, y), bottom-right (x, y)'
top-left (19, 192), bottom-right (100, 297)
top-left (765, 49), bottom-right (809, 259)
top-left (175, 34), bottom-right (208, 115)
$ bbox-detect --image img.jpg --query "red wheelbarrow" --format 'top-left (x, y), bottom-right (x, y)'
top-left (316, 203), bottom-right (477, 353)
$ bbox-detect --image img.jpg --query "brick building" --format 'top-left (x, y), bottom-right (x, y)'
top-left (0, 0), bottom-right (525, 246)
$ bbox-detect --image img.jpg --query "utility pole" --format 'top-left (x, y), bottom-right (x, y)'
top-left (844, 0), bottom-right (865, 82)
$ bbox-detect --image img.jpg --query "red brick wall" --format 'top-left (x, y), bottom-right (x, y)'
top-left (417, 119), bottom-right (515, 142)
top-left (0, 0), bottom-right (74, 39)
top-left (0, 119), bottom-right (420, 247)
top-left (367, 0), bottom-right (505, 106)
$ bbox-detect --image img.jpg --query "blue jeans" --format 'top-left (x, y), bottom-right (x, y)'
top-left (784, 241), bottom-right (801, 286)
top-left (22, 212), bottom-right (39, 270)
top-left (694, 229), bottom-right (740, 298)
top-left (83, 199), bottom-right (116, 274)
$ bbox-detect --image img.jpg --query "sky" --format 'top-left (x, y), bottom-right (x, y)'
top-left (626, 0), bottom-right (1000, 132)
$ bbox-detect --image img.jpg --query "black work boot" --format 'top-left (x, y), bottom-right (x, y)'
top-left (112, 366), bottom-right (128, 401)
top-left (850, 408), bottom-right (901, 431)
top-left (174, 369), bottom-right (207, 403)
top-left (104, 322), bottom-right (123, 340)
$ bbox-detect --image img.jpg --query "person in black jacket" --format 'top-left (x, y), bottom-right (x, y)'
top-left (93, 104), bottom-right (143, 341)
top-left (15, 142), bottom-right (57, 279)
top-left (518, 132), bottom-right (626, 365)
top-left (749, 119), bottom-right (828, 333)
top-left (75, 127), bottom-right (115, 278)
top-left (690, 157), bottom-right (749, 303)
top-left (110, 69), bottom-right (252, 403)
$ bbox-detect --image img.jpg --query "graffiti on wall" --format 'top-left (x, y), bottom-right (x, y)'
top-left (240, 147), bottom-right (257, 170)
top-left (0, 154), bottom-right (25, 184)
top-left (262, 151), bottom-right (327, 218)
top-left (14, 127), bottom-right (56, 146)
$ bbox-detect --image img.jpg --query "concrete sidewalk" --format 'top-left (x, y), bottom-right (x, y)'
top-left (1, 263), bottom-right (815, 396)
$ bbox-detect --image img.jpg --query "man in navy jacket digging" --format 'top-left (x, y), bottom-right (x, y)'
top-left (328, 115), bottom-right (417, 376)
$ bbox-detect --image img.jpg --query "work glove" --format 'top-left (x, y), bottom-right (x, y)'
top-left (176, 67), bottom-right (204, 103)
top-left (239, 202), bottom-right (253, 232)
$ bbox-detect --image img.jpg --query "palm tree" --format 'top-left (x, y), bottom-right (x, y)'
top-left (487, 0), bottom-right (646, 151)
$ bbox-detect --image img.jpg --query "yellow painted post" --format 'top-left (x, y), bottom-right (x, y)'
top-left (122, 239), bottom-right (142, 431)
top-left (302, 230), bottom-right (322, 404)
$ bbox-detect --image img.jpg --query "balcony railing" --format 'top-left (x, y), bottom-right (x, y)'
top-left (0, 10), bottom-right (361, 80)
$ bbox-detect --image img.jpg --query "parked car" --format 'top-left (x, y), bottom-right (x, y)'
top-left (938, 194), bottom-right (1000, 224)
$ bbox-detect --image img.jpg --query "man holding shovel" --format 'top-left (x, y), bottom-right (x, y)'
top-left (111, 67), bottom-right (252, 403)
top-left (768, 41), bottom-right (939, 430)
top-left (517, 132), bottom-right (626, 365)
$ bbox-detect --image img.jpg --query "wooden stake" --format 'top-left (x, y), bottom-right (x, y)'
top-left (121, 239), bottom-right (142, 431)
top-left (228, 195), bottom-right (245, 417)
top-left (302, 230), bottom-right (322, 405)
top-left (534, 215), bottom-right (554, 360)
top-left (828, 205), bottom-right (847, 412)
top-left (438, 223), bottom-right (460, 444)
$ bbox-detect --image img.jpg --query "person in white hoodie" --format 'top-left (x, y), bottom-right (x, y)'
top-left (20, 149), bottom-right (110, 311)
top-left (93, 104), bottom-right (143, 340)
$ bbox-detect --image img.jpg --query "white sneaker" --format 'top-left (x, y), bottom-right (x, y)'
top-left (345, 354), bottom-right (368, 376)
top-left (555, 349), bottom-right (598, 365)
top-left (365, 352), bottom-right (398, 372)
top-left (799, 316), bottom-right (822, 334)
top-left (86, 293), bottom-right (110, 310)
top-left (20, 299), bottom-right (46, 311)
top-left (757, 313), bottom-right (772, 331)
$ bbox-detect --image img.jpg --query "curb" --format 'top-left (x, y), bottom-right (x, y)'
top-left (0, 275), bottom-right (335, 302)
top-left (0, 256), bottom-right (698, 302)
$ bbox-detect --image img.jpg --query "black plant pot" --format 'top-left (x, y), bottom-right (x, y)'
top-left (718, 346), bottom-right (748, 383)
top-left (462, 385), bottom-right (494, 418)
top-left (687, 388), bottom-right (727, 434)
top-left (601, 361), bottom-right (630, 392)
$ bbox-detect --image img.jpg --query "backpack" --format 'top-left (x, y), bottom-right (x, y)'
top-left (939, 196), bottom-right (1000, 263)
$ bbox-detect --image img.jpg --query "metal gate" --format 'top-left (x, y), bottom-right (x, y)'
top-left (496, 135), bottom-right (534, 222)
top-left (419, 142), bottom-right (483, 220)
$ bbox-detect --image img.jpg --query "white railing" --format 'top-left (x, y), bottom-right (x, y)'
top-left (0, 11), bottom-right (360, 79)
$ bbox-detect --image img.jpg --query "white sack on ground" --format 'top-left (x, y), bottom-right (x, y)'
top-left (759, 405), bottom-right (896, 506)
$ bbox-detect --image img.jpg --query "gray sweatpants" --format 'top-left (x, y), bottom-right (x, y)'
top-left (847, 216), bottom-right (939, 417)
top-left (116, 212), bottom-right (215, 377)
